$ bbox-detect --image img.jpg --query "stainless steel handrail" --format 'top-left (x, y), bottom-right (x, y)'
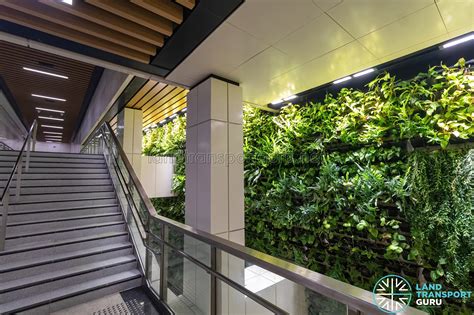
top-left (84, 121), bottom-right (427, 315)
top-left (0, 120), bottom-right (38, 251)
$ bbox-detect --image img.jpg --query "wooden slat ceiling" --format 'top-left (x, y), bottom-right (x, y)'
top-left (0, 0), bottom-right (196, 64)
top-left (125, 80), bottom-right (188, 129)
top-left (0, 41), bottom-right (95, 143)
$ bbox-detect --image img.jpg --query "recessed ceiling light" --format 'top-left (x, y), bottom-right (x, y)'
top-left (61, 0), bottom-right (73, 4)
top-left (442, 34), bottom-right (474, 48)
top-left (353, 68), bottom-right (375, 77)
top-left (159, 119), bottom-right (166, 124)
top-left (45, 135), bottom-right (62, 138)
top-left (43, 131), bottom-right (62, 135)
top-left (271, 99), bottom-right (283, 105)
top-left (41, 124), bottom-right (63, 129)
top-left (283, 95), bottom-right (297, 101)
top-left (169, 114), bottom-right (177, 119)
top-left (23, 67), bottom-right (68, 79)
top-left (36, 107), bottom-right (65, 114)
top-left (39, 116), bottom-right (64, 121)
top-left (182, 108), bottom-right (187, 112)
top-left (333, 76), bottom-right (352, 84)
top-left (32, 94), bottom-right (66, 102)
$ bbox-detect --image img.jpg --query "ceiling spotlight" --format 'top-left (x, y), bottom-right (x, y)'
top-left (353, 68), bottom-right (375, 77)
top-left (442, 34), bottom-right (474, 49)
top-left (333, 76), bottom-right (352, 84)
top-left (39, 116), bottom-right (64, 121)
top-left (36, 107), bottom-right (65, 114)
top-left (23, 67), bottom-right (68, 79)
top-left (32, 94), bottom-right (66, 102)
top-left (41, 124), bottom-right (63, 129)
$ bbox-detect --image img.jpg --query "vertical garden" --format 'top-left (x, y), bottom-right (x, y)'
top-left (143, 60), bottom-right (474, 313)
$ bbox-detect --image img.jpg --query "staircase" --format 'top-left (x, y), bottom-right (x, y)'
top-left (0, 150), bottom-right (142, 314)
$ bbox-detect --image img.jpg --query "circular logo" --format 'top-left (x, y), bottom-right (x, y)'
top-left (373, 275), bottom-right (412, 313)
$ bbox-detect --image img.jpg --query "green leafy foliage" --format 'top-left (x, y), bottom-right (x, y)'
top-left (144, 60), bottom-right (474, 313)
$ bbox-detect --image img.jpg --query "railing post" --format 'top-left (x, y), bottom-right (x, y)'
top-left (32, 121), bottom-right (37, 152)
top-left (160, 224), bottom-right (168, 302)
top-left (0, 193), bottom-right (9, 251)
top-left (16, 155), bottom-right (23, 199)
top-left (25, 137), bottom-right (31, 172)
top-left (210, 246), bottom-right (217, 315)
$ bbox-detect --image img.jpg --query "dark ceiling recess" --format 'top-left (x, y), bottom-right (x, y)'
top-left (0, 41), bottom-right (96, 143)
top-left (269, 36), bottom-right (474, 110)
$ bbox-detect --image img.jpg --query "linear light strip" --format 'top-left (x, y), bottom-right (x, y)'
top-left (43, 131), bottom-right (63, 135)
top-left (41, 124), bottom-right (63, 129)
top-left (353, 68), bottom-right (375, 77)
top-left (333, 76), bottom-right (352, 84)
top-left (32, 94), bottom-right (66, 102)
top-left (39, 116), bottom-right (64, 121)
top-left (23, 67), bottom-right (68, 79)
top-left (36, 107), bottom-right (65, 114)
top-left (442, 34), bottom-right (474, 48)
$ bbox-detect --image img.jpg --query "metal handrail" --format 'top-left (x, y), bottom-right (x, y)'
top-left (0, 119), bottom-right (38, 251)
top-left (84, 121), bottom-right (427, 315)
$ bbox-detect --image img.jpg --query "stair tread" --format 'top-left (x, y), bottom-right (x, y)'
top-left (8, 212), bottom-right (122, 227)
top-left (5, 203), bottom-right (119, 215)
top-left (0, 242), bottom-right (132, 273)
top-left (2, 231), bottom-right (128, 255)
top-left (0, 255), bottom-right (137, 293)
top-left (9, 194), bottom-right (116, 205)
top-left (6, 221), bottom-right (125, 239)
top-left (0, 270), bottom-right (141, 314)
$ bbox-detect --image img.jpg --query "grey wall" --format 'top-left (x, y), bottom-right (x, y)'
top-left (0, 90), bottom-right (27, 150)
top-left (75, 69), bottom-right (131, 145)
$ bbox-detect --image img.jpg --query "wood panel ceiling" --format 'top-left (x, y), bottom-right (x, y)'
top-left (0, 0), bottom-right (196, 64)
top-left (0, 41), bottom-right (96, 143)
top-left (125, 79), bottom-right (188, 129)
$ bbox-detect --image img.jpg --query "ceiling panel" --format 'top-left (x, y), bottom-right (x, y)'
top-left (167, 0), bottom-right (470, 108)
top-left (273, 14), bottom-right (354, 64)
top-left (358, 4), bottom-right (447, 58)
top-left (0, 41), bottom-right (95, 143)
top-left (327, 0), bottom-right (434, 39)
top-left (227, 0), bottom-right (323, 45)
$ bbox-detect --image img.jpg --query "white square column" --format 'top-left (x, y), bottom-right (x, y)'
top-left (116, 108), bottom-right (143, 175)
top-left (185, 77), bottom-right (245, 244)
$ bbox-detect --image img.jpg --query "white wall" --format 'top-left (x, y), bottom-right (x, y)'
top-left (140, 156), bottom-right (175, 198)
top-left (34, 141), bottom-right (80, 153)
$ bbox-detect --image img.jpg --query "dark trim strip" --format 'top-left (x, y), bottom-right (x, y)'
top-left (152, 0), bottom-right (245, 74)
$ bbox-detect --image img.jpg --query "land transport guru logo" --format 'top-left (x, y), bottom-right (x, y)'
top-left (373, 274), bottom-right (472, 313)
top-left (373, 275), bottom-right (412, 313)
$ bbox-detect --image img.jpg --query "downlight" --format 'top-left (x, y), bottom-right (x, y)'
top-left (442, 34), bottom-right (474, 48)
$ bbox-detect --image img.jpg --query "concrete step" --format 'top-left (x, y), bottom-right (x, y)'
top-left (0, 178), bottom-right (112, 187)
top-left (0, 269), bottom-right (141, 314)
top-left (0, 155), bottom-right (105, 164)
top-left (0, 172), bottom-right (110, 180)
top-left (0, 167), bottom-right (108, 174)
top-left (8, 191), bottom-right (115, 203)
top-left (0, 161), bottom-right (106, 168)
top-left (0, 151), bottom-right (102, 159)
top-left (0, 255), bottom-right (137, 294)
top-left (5, 222), bottom-right (126, 249)
top-left (5, 204), bottom-right (119, 223)
top-left (8, 184), bottom-right (113, 195)
top-left (5, 198), bottom-right (118, 212)
top-left (0, 246), bottom-right (133, 283)
top-left (6, 214), bottom-right (124, 236)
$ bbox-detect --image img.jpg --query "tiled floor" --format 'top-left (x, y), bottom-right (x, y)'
top-left (52, 288), bottom-right (160, 315)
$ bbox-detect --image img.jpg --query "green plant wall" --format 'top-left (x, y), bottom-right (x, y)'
top-left (144, 60), bottom-right (474, 313)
